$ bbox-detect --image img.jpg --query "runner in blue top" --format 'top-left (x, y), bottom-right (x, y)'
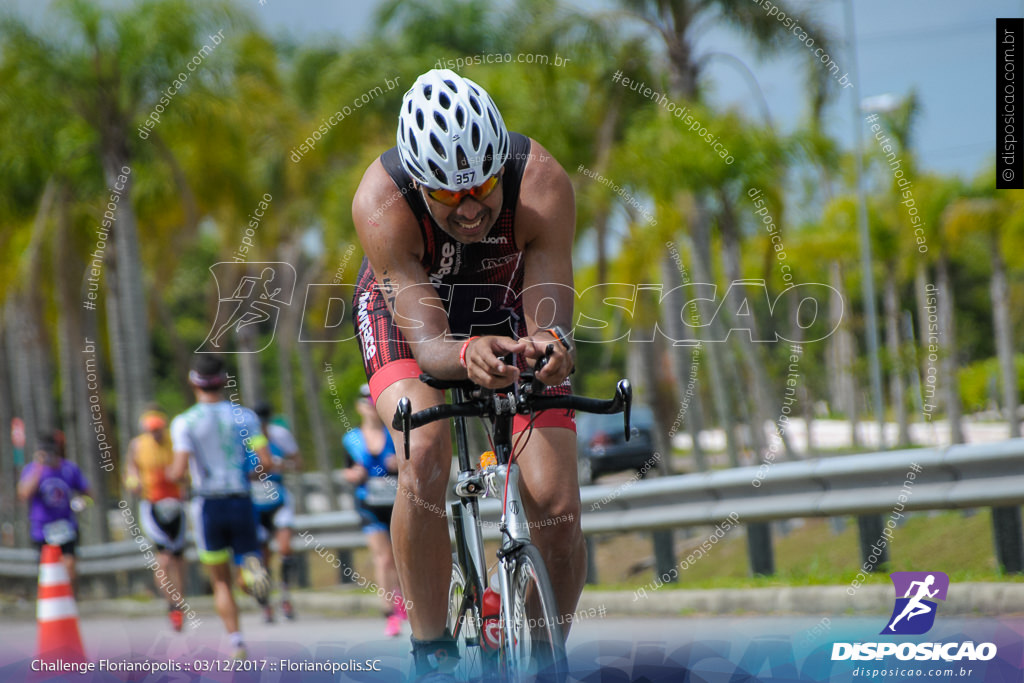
top-left (249, 400), bottom-right (301, 622)
top-left (343, 384), bottom-right (407, 637)
top-left (167, 354), bottom-right (273, 660)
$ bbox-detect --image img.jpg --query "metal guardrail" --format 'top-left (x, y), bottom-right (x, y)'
top-left (577, 439), bottom-right (1024, 530)
top-left (2, 440), bottom-right (1023, 579)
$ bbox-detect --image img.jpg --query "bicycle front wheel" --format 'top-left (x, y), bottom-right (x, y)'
top-left (449, 558), bottom-right (486, 680)
top-left (501, 543), bottom-right (567, 681)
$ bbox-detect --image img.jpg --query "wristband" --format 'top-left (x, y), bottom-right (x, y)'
top-left (459, 337), bottom-right (480, 369)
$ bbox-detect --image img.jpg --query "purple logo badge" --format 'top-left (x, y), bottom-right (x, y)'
top-left (881, 571), bottom-right (949, 635)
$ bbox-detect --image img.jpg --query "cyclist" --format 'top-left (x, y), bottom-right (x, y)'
top-left (351, 68), bottom-right (578, 678)
top-left (125, 408), bottom-right (188, 631)
top-left (17, 432), bottom-right (91, 595)
top-left (342, 384), bottom-right (406, 637)
top-left (167, 354), bottom-right (273, 659)
top-left (250, 400), bottom-right (301, 622)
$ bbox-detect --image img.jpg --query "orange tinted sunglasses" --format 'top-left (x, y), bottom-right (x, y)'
top-left (427, 173), bottom-right (501, 206)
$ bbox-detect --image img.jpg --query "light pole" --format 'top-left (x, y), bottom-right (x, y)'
top-left (843, 0), bottom-right (887, 449)
top-left (703, 51), bottom-right (775, 131)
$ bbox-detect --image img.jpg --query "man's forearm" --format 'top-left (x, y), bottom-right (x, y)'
top-left (413, 337), bottom-right (469, 379)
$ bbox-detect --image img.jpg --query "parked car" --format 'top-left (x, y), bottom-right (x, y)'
top-left (576, 405), bottom-right (656, 485)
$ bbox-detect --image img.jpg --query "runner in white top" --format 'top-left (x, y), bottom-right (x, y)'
top-left (167, 354), bottom-right (274, 660)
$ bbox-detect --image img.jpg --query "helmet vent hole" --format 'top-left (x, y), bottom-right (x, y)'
top-left (430, 132), bottom-right (446, 159)
top-left (443, 79), bottom-right (457, 91)
top-left (415, 109), bottom-right (425, 130)
top-left (471, 123), bottom-right (480, 149)
top-left (468, 95), bottom-right (482, 116)
top-left (455, 147), bottom-right (469, 171)
top-left (422, 85), bottom-right (432, 99)
top-left (433, 112), bottom-right (448, 132)
top-left (481, 144), bottom-right (494, 176)
top-left (428, 160), bottom-right (448, 186)
top-left (409, 135), bottom-right (419, 156)
top-left (454, 106), bottom-right (465, 127)
top-left (438, 91), bottom-right (451, 110)
top-left (487, 109), bottom-right (498, 135)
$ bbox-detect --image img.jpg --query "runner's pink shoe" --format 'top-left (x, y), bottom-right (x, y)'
top-left (385, 613), bottom-right (402, 637)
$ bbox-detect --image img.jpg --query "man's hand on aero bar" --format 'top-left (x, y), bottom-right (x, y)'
top-left (463, 335), bottom-right (527, 389)
top-left (522, 334), bottom-right (573, 386)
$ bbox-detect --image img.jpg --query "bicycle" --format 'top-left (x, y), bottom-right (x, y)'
top-left (392, 350), bottom-right (632, 681)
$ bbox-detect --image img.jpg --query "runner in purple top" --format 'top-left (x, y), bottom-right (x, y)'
top-left (17, 433), bottom-right (91, 593)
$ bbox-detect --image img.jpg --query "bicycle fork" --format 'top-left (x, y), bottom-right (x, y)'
top-left (496, 462), bottom-right (532, 671)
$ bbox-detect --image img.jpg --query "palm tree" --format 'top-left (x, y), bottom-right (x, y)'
top-left (914, 175), bottom-right (966, 442)
top-left (944, 192), bottom-right (1024, 438)
top-left (601, 0), bottom-right (836, 465)
top-left (1, 0), bottom-right (243, 451)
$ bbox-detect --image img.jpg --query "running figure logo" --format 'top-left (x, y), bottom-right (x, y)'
top-left (198, 262), bottom-right (296, 353)
top-left (881, 571), bottom-right (949, 635)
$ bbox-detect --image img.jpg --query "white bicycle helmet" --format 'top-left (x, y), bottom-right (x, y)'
top-left (397, 69), bottom-right (510, 191)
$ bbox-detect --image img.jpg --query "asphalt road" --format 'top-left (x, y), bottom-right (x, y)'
top-left (1, 612), bottom-right (1019, 682)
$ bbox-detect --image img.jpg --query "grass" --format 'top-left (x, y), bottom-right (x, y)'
top-left (589, 509), bottom-right (1024, 591)
top-left (302, 508), bottom-right (1024, 596)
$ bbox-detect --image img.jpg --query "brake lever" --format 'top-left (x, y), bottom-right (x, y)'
top-left (617, 379), bottom-right (633, 441)
top-left (393, 397), bottom-right (412, 460)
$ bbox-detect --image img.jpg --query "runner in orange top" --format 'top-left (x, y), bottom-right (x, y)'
top-left (125, 409), bottom-right (188, 631)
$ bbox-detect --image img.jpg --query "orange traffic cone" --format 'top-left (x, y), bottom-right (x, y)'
top-left (36, 544), bottom-right (85, 662)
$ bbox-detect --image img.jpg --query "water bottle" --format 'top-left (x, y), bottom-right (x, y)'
top-left (481, 587), bottom-right (501, 651)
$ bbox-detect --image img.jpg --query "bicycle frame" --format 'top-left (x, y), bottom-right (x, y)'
top-left (448, 387), bottom-right (534, 644)
top-left (450, 386), bottom-right (489, 610)
top-left (394, 369), bottom-right (632, 677)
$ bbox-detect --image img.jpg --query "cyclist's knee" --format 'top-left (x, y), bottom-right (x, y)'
top-left (397, 433), bottom-right (448, 501)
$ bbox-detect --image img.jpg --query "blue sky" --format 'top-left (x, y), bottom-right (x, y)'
top-left (9, 0), bottom-right (1012, 179)
top-left (244, 0), bottom-right (1008, 180)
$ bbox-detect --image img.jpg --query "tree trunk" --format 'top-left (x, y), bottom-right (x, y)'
top-left (786, 312), bottom-right (808, 459)
top-left (884, 270), bottom-right (910, 446)
top-left (0, 317), bottom-right (25, 546)
top-left (56, 185), bottom-right (110, 542)
top-left (104, 244), bottom-right (134, 459)
top-left (80, 288), bottom-right (114, 541)
top-left (22, 179), bottom-right (57, 440)
top-left (661, 253), bottom-right (706, 472)
top-left (914, 262), bottom-right (931, 390)
top-left (236, 324), bottom-right (264, 408)
top-left (276, 243), bottom-right (303, 513)
top-left (690, 201), bottom-right (740, 467)
top-left (629, 329), bottom-right (672, 474)
top-left (297, 339), bottom-right (337, 510)
top-left (591, 101), bottom-right (619, 285)
top-left (717, 195), bottom-right (793, 459)
top-left (152, 292), bottom-right (194, 402)
top-left (101, 148), bottom-right (152, 432)
top-left (629, 279), bottom-right (674, 476)
top-left (275, 263), bottom-right (299, 433)
top-left (831, 262), bottom-right (860, 447)
top-left (936, 257), bottom-right (965, 444)
top-left (991, 248), bottom-right (1020, 438)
